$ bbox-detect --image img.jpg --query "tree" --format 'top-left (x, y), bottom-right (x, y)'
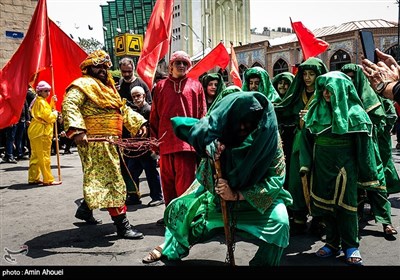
top-left (78, 37), bottom-right (103, 54)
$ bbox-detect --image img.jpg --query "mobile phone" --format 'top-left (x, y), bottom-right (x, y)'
top-left (359, 30), bottom-right (377, 63)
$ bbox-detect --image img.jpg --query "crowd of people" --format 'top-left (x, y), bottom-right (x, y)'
top-left (3, 47), bottom-right (400, 266)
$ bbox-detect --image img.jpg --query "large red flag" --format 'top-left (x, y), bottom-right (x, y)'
top-left (229, 42), bottom-right (242, 88)
top-left (290, 18), bottom-right (329, 61)
top-left (0, 0), bottom-right (86, 129)
top-left (0, 0), bottom-right (51, 129)
top-left (187, 42), bottom-right (230, 80)
top-left (35, 19), bottom-right (87, 111)
top-left (136, 0), bottom-right (173, 90)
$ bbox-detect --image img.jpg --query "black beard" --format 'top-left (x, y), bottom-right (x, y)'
top-left (87, 67), bottom-right (108, 84)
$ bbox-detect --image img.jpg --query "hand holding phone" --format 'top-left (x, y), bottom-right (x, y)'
top-left (359, 30), bottom-right (377, 63)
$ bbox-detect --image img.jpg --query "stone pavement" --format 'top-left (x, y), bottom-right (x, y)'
top-left (0, 138), bottom-right (399, 276)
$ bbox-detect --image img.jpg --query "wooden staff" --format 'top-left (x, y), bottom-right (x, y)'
top-left (301, 175), bottom-right (311, 213)
top-left (214, 159), bottom-right (235, 266)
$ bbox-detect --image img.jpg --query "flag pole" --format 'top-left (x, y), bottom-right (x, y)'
top-left (228, 42), bottom-right (233, 85)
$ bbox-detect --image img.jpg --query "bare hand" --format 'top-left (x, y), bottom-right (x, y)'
top-left (215, 178), bottom-right (238, 201)
top-left (135, 125), bottom-right (147, 138)
top-left (213, 141), bottom-right (225, 161)
top-left (74, 132), bottom-right (88, 146)
top-left (299, 109), bottom-right (308, 119)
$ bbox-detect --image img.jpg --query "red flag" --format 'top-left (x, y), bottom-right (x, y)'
top-left (290, 18), bottom-right (329, 61)
top-left (35, 19), bottom-right (87, 111)
top-left (187, 42), bottom-right (230, 80)
top-left (0, 0), bottom-right (86, 129)
top-left (0, 0), bottom-right (51, 129)
top-left (136, 0), bottom-right (173, 90)
top-left (229, 42), bottom-right (242, 88)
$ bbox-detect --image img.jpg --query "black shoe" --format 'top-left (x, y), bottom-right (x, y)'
top-left (126, 194), bottom-right (142, 205)
top-left (156, 218), bottom-right (165, 226)
top-left (75, 202), bottom-right (102, 225)
top-left (118, 228), bottom-right (144, 239)
top-left (5, 157), bottom-right (17, 164)
top-left (63, 150), bottom-right (73, 155)
top-left (147, 199), bottom-right (165, 207)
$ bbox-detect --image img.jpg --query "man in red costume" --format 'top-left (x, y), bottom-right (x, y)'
top-left (150, 51), bottom-right (207, 225)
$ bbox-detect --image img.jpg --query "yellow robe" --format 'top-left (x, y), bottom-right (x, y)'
top-left (28, 96), bottom-right (58, 184)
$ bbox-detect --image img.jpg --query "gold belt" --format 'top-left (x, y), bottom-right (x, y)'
top-left (84, 113), bottom-right (123, 137)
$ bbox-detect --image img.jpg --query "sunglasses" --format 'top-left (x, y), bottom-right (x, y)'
top-left (174, 60), bottom-right (188, 67)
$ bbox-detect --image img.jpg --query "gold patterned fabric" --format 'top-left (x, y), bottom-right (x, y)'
top-left (62, 81), bottom-right (147, 209)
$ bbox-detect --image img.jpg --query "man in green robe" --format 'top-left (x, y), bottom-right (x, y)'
top-left (142, 90), bottom-right (292, 266)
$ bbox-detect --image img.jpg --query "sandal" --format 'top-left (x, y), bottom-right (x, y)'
top-left (383, 224), bottom-right (398, 236)
top-left (28, 181), bottom-right (43, 185)
top-left (345, 248), bottom-right (363, 266)
top-left (42, 181), bottom-right (62, 186)
top-left (316, 245), bottom-right (341, 258)
top-left (142, 246), bottom-right (163, 264)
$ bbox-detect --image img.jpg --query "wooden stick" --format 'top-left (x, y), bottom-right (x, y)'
top-left (301, 175), bottom-right (311, 214)
top-left (214, 159), bottom-right (235, 266)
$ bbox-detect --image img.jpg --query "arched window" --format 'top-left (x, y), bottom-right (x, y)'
top-left (329, 49), bottom-right (351, 71)
top-left (251, 62), bottom-right (262, 68)
top-left (273, 58), bottom-right (289, 76)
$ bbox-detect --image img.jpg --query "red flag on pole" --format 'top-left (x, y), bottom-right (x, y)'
top-left (136, 0), bottom-right (174, 90)
top-left (187, 42), bottom-right (230, 80)
top-left (290, 18), bottom-right (329, 61)
top-left (35, 19), bottom-right (87, 111)
top-left (229, 42), bottom-right (242, 88)
top-left (0, 0), bottom-right (51, 129)
top-left (0, 0), bottom-right (87, 129)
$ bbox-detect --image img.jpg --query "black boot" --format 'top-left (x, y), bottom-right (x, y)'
top-left (75, 199), bottom-right (102, 225)
top-left (112, 214), bottom-right (144, 239)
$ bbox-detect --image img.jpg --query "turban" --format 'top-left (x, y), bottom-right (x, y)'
top-left (80, 49), bottom-right (113, 71)
top-left (36, 81), bottom-right (51, 91)
top-left (169, 51), bottom-right (192, 68)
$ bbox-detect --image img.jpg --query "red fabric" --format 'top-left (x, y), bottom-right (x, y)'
top-left (291, 19), bottom-right (329, 61)
top-left (159, 152), bottom-right (197, 206)
top-left (229, 43), bottom-right (242, 87)
top-left (0, 0), bottom-right (51, 129)
top-left (35, 20), bottom-right (87, 111)
top-left (107, 205), bottom-right (127, 217)
top-left (0, 0), bottom-right (87, 129)
top-left (136, 0), bottom-right (173, 90)
top-left (150, 76), bottom-right (207, 155)
top-left (187, 42), bottom-right (230, 80)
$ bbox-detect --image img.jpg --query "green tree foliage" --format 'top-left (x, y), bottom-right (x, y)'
top-left (78, 37), bottom-right (103, 54)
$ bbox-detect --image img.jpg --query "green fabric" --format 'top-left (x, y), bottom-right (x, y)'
top-left (340, 63), bottom-right (386, 130)
top-left (201, 72), bottom-right (226, 110)
top-left (275, 57), bottom-right (329, 125)
top-left (164, 91), bottom-right (293, 265)
top-left (242, 66), bottom-right (281, 103)
top-left (173, 91), bottom-right (279, 191)
top-left (304, 71), bottom-right (373, 136)
top-left (207, 85), bottom-right (241, 113)
top-left (272, 72), bottom-right (295, 95)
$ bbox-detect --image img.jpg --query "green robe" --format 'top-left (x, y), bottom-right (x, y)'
top-left (300, 71), bottom-right (381, 250)
top-left (162, 91), bottom-right (292, 265)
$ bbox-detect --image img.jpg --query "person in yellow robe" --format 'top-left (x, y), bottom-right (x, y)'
top-left (28, 81), bottom-right (61, 186)
top-left (62, 50), bottom-right (148, 240)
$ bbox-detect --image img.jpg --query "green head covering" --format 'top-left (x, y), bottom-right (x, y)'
top-left (201, 73), bottom-right (226, 109)
top-left (242, 66), bottom-right (281, 103)
top-left (276, 57), bottom-right (328, 109)
top-left (340, 63), bottom-right (386, 129)
top-left (272, 72), bottom-right (295, 93)
top-left (304, 71), bottom-right (373, 135)
top-left (172, 91), bottom-right (279, 191)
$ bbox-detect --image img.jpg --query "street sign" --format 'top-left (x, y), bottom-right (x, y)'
top-left (126, 34), bottom-right (143, 56)
top-left (114, 35), bottom-right (126, 56)
top-left (114, 34), bottom-right (143, 56)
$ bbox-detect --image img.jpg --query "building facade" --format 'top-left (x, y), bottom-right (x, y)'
top-left (0, 0), bottom-right (37, 68)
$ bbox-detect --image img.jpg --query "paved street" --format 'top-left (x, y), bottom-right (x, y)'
top-left (1, 137), bottom-right (400, 276)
